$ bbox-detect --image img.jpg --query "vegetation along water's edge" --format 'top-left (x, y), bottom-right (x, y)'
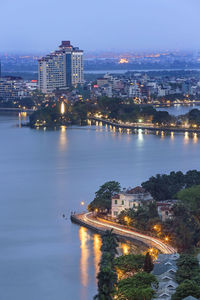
top-left (27, 97), bottom-right (200, 134)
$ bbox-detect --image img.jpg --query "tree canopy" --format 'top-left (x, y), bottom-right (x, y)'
top-left (95, 230), bottom-right (118, 300)
top-left (118, 202), bottom-right (159, 231)
top-left (142, 170), bottom-right (200, 201)
top-left (116, 272), bottom-right (158, 300)
top-left (171, 280), bottom-right (200, 300)
top-left (88, 181), bottom-right (120, 212)
top-left (175, 254), bottom-right (200, 284)
top-left (177, 185), bottom-right (200, 212)
top-left (114, 254), bottom-right (145, 279)
top-left (152, 110), bottom-right (173, 125)
top-left (144, 252), bottom-right (154, 273)
top-left (188, 108), bottom-right (200, 126)
top-left (172, 254), bottom-right (200, 300)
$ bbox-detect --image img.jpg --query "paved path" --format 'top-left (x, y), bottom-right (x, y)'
top-left (90, 117), bottom-right (200, 133)
top-left (75, 212), bottom-right (176, 254)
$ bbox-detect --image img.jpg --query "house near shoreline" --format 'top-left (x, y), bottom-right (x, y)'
top-left (156, 200), bottom-right (178, 222)
top-left (111, 185), bottom-right (179, 221)
top-left (111, 186), bottom-right (153, 218)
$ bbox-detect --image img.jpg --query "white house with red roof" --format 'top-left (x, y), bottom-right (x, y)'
top-left (111, 186), bottom-right (153, 218)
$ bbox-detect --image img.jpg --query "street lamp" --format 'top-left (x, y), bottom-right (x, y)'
top-left (124, 216), bottom-right (128, 222)
top-left (164, 236), bottom-right (169, 242)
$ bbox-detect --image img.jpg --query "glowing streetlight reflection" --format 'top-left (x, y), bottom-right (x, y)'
top-left (184, 132), bottom-right (189, 144)
top-left (79, 227), bottom-right (90, 287)
top-left (138, 129), bottom-right (143, 141)
top-left (59, 126), bottom-right (67, 151)
top-left (93, 234), bottom-right (102, 280)
top-left (61, 125), bottom-right (66, 132)
top-left (193, 133), bottom-right (198, 144)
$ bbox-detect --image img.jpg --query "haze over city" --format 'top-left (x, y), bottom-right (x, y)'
top-left (1, 1), bottom-right (200, 300)
top-left (1, 0), bottom-right (200, 53)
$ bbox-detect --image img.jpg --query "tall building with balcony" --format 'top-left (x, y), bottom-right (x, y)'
top-left (38, 41), bottom-right (84, 93)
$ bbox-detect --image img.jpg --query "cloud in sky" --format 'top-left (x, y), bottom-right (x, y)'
top-left (0, 0), bottom-right (199, 52)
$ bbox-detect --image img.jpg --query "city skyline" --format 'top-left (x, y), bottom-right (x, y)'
top-left (0, 0), bottom-right (200, 52)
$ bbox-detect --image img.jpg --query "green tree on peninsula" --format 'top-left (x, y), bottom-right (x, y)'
top-left (88, 181), bottom-right (120, 212)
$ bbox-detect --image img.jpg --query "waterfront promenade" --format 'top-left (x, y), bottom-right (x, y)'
top-left (90, 117), bottom-right (200, 134)
top-left (71, 212), bottom-right (176, 254)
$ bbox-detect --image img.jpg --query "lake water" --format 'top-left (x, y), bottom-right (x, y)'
top-left (0, 107), bottom-right (200, 300)
top-left (157, 103), bottom-right (200, 116)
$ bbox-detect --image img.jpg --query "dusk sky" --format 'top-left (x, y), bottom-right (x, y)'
top-left (1, 0), bottom-right (200, 53)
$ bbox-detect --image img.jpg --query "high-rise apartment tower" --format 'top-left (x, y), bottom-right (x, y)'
top-left (38, 41), bottom-right (83, 93)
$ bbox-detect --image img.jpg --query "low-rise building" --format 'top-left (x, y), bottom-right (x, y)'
top-left (97, 78), bottom-right (109, 87)
top-left (153, 253), bottom-right (179, 300)
top-left (156, 200), bottom-right (178, 222)
top-left (111, 186), bottom-right (153, 218)
top-left (0, 77), bottom-right (37, 101)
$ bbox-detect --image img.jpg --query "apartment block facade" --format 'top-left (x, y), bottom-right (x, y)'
top-left (38, 41), bottom-right (83, 93)
top-left (0, 78), bottom-right (25, 101)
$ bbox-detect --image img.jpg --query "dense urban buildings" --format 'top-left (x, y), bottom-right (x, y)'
top-left (0, 77), bottom-right (37, 102)
top-left (38, 41), bottom-right (84, 93)
top-left (89, 72), bottom-right (200, 103)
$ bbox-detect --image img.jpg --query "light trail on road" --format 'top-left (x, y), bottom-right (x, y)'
top-left (83, 212), bottom-right (176, 254)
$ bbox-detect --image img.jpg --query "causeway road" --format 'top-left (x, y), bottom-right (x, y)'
top-left (72, 212), bottom-right (176, 254)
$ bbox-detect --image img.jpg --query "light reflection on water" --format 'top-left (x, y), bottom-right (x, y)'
top-left (79, 227), bottom-right (90, 287)
top-left (59, 126), bottom-right (67, 151)
top-left (93, 234), bottom-right (102, 282)
top-left (193, 133), bottom-right (198, 144)
top-left (184, 132), bottom-right (189, 144)
top-left (91, 115), bottom-right (200, 145)
top-left (79, 227), bottom-right (147, 291)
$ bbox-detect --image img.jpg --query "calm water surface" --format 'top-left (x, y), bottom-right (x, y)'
top-left (0, 108), bottom-right (200, 300)
top-left (157, 103), bottom-right (200, 116)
